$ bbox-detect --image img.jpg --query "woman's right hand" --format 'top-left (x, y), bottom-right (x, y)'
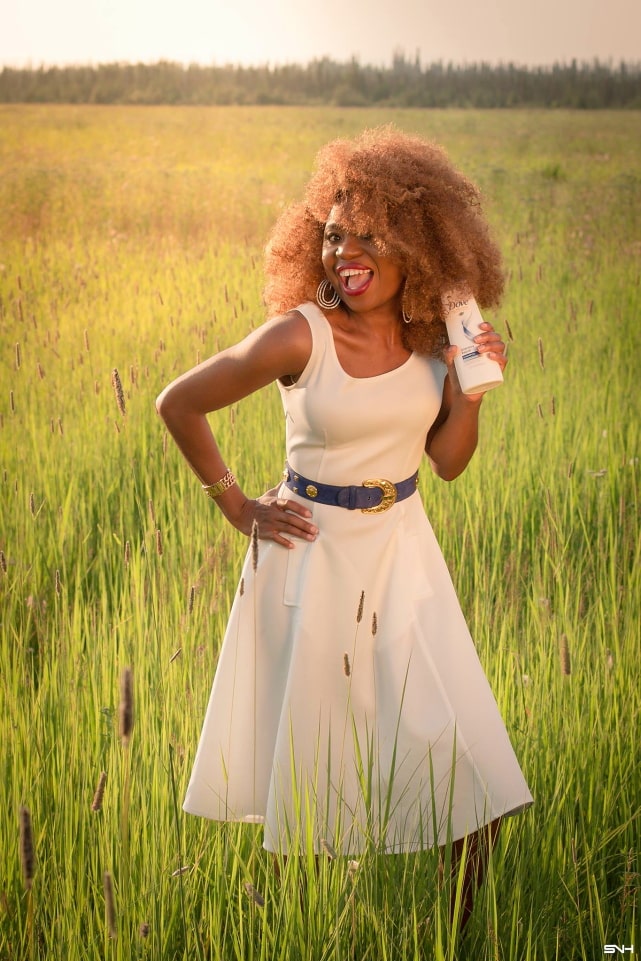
top-left (232, 486), bottom-right (319, 549)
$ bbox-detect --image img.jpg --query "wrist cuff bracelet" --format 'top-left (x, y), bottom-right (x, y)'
top-left (202, 469), bottom-right (236, 499)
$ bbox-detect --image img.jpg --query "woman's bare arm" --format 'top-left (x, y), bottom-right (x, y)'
top-left (425, 323), bottom-right (507, 481)
top-left (156, 310), bottom-right (319, 546)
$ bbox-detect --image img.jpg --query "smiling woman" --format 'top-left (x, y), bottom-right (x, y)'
top-left (264, 125), bottom-right (505, 356)
top-left (157, 124), bottom-right (531, 936)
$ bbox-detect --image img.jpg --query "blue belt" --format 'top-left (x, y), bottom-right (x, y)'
top-left (282, 462), bottom-right (419, 514)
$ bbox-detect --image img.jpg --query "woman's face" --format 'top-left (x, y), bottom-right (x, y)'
top-left (321, 203), bottom-right (404, 313)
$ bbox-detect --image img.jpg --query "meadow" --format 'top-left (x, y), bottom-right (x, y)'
top-left (0, 104), bottom-right (639, 960)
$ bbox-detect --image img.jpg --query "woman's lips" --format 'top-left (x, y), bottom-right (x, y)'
top-left (337, 266), bottom-right (373, 296)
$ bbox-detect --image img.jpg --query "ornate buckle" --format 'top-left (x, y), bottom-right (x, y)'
top-left (361, 478), bottom-right (397, 514)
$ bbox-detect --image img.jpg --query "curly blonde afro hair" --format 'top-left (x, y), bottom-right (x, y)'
top-left (264, 125), bottom-right (504, 356)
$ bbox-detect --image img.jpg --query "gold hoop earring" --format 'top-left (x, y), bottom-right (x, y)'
top-left (316, 279), bottom-right (341, 310)
top-left (401, 285), bottom-right (413, 324)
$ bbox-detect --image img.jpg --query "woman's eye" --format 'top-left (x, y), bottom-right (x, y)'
top-left (326, 233), bottom-right (341, 243)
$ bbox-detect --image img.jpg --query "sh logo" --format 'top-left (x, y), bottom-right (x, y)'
top-left (604, 948), bottom-right (634, 955)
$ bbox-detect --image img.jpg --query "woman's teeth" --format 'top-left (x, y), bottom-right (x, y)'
top-left (341, 269), bottom-right (371, 289)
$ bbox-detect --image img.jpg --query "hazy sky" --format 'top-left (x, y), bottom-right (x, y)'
top-left (3, 0), bottom-right (640, 68)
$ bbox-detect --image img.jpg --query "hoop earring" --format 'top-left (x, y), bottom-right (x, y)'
top-left (316, 279), bottom-right (341, 310)
top-left (401, 286), bottom-right (413, 324)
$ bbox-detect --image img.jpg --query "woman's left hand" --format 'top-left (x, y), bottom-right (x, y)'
top-left (444, 321), bottom-right (508, 402)
top-left (473, 322), bottom-right (509, 370)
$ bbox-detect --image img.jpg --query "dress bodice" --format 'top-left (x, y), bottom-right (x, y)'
top-left (277, 302), bottom-right (447, 485)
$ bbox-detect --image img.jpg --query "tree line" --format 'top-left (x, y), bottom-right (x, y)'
top-left (1, 56), bottom-right (639, 108)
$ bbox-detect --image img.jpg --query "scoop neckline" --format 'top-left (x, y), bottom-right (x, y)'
top-left (312, 303), bottom-right (416, 382)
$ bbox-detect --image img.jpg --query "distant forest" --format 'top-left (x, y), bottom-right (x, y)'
top-left (1, 57), bottom-right (640, 108)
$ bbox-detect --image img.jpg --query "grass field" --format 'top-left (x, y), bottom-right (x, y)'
top-left (0, 105), bottom-right (639, 960)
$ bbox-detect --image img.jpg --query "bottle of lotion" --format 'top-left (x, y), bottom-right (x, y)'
top-left (443, 292), bottom-right (504, 395)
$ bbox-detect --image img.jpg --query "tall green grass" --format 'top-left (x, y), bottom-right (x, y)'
top-left (0, 105), bottom-right (639, 960)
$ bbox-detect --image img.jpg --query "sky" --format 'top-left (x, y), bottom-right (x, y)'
top-left (2, 0), bottom-right (640, 69)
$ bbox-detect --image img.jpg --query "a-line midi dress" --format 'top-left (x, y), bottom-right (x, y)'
top-left (183, 301), bottom-right (533, 855)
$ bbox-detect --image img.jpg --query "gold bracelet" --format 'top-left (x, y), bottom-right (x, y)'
top-left (202, 469), bottom-right (236, 499)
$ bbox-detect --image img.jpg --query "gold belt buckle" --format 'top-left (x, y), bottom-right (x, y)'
top-left (361, 478), bottom-right (397, 514)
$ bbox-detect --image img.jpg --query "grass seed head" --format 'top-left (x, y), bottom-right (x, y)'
top-left (155, 528), bottom-right (163, 556)
top-left (343, 652), bottom-right (351, 677)
top-left (371, 612), bottom-right (378, 635)
top-left (19, 805), bottom-right (35, 889)
top-left (538, 337), bottom-right (545, 370)
top-left (91, 771), bottom-right (108, 812)
top-left (111, 368), bottom-right (126, 416)
top-left (124, 540), bottom-right (131, 566)
top-left (118, 667), bottom-right (134, 745)
top-left (103, 871), bottom-right (117, 939)
top-left (0, 550), bottom-right (6, 574)
top-left (559, 634), bottom-right (571, 676)
top-left (356, 590), bottom-right (365, 623)
top-left (188, 585), bottom-right (195, 614)
top-left (244, 882), bottom-right (265, 907)
top-left (251, 519), bottom-right (259, 572)
top-left (321, 838), bottom-right (338, 859)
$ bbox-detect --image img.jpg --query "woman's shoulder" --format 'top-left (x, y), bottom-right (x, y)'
top-left (268, 303), bottom-right (329, 389)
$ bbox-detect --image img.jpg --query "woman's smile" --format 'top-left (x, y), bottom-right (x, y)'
top-left (336, 264), bottom-right (374, 295)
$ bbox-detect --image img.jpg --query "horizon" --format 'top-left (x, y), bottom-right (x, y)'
top-left (2, 52), bottom-right (640, 71)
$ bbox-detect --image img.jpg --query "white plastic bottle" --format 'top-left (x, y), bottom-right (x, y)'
top-left (443, 292), bottom-right (504, 395)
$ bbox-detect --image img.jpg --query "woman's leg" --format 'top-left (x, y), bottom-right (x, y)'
top-left (446, 816), bottom-right (502, 931)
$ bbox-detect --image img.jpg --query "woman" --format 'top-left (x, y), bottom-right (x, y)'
top-left (156, 126), bottom-right (533, 927)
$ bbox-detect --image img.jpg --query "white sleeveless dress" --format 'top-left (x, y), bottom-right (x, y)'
top-left (183, 302), bottom-right (533, 854)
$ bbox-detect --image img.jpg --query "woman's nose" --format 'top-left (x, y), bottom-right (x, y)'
top-left (337, 233), bottom-right (362, 257)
